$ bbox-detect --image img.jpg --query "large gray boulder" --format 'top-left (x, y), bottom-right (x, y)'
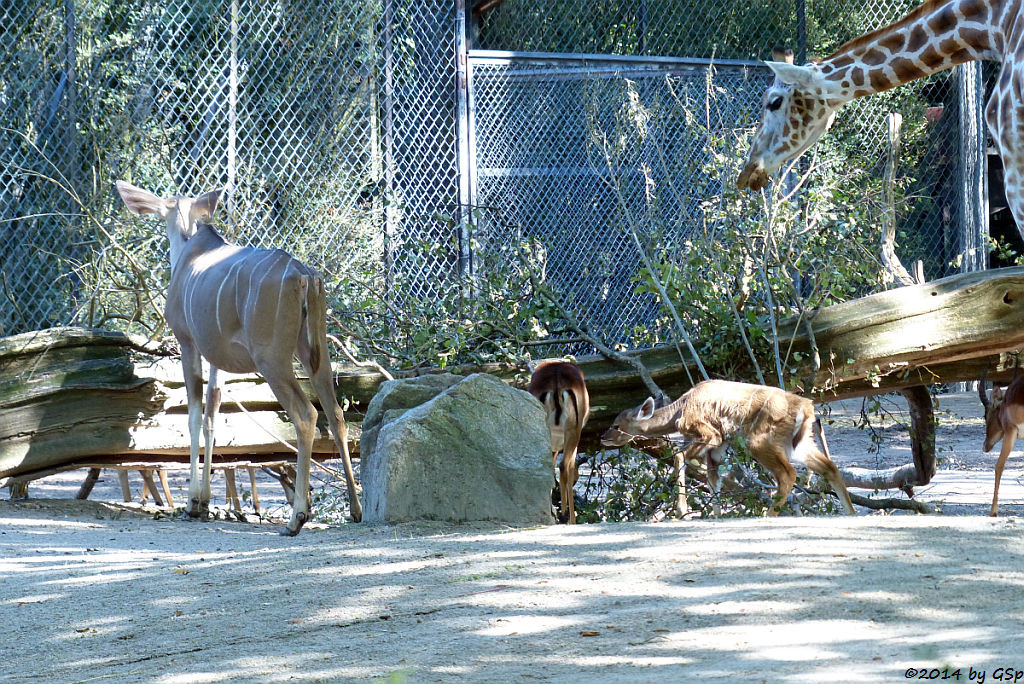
top-left (359, 372), bottom-right (464, 461)
top-left (362, 373), bottom-right (553, 525)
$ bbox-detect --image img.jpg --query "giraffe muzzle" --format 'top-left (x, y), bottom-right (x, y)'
top-left (737, 162), bottom-right (770, 191)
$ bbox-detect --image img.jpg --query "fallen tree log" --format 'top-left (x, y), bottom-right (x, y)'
top-left (5, 267), bottom-right (1024, 489)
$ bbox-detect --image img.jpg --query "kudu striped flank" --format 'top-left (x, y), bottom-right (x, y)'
top-left (116, 181), bottom-right (361, 534)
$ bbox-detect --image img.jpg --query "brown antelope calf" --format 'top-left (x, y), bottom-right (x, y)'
top-left (979, 375), bottom-right (1024, 517)
top-left (115, 181), bottom-right (361, 535)
top-left (528, 361), bottom-right (590, 524)
top-left (601, 379), bottom-right (855, 516)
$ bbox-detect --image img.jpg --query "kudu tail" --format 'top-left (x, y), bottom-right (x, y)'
top-left (303, 275), bottom-right (328, 375)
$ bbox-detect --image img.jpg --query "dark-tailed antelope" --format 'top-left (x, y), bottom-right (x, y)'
top-left (115, 181), bottom-right (361, 535)
top-left (528, 361), bottom-right (589, 524)
top-left (979, 374), bottom-right (1024, 517)
top-left (601, 379), bottom-right (854, 516)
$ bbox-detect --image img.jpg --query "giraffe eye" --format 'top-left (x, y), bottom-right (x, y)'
top-left (767, 96), bottom-right (784, 112)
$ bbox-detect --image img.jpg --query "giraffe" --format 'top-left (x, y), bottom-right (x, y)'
top-left (737, 0), bottom-right (1024, 231)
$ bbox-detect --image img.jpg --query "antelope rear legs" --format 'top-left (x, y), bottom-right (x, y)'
top-left (991, 430), bottom-right (1017, 517)
top-left (263, 369), bottom-right (319, 536)
top-left (307, 360), bottom-right (363, 522)
top-left (556, 444), bottom-right (580, 524)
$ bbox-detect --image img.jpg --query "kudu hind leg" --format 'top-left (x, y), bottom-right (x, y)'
top-left (180, 343), bottom-right (208, 519)
top-left (307, 359), bottom-right (363, 523)
top-left (263, 368), bottom-right (318, 535)
top-left (199, 365), bottom-right (223, 518)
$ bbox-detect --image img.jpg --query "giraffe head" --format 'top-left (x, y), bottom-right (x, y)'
top-left (737, 60), bottom-right (845, 191)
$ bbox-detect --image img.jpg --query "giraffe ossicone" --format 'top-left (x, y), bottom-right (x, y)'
top-left (739, 0), bottom-right (1023, 232)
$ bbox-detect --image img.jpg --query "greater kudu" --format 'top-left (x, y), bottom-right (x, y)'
top-left (116, 181), bottom-right (361, 534)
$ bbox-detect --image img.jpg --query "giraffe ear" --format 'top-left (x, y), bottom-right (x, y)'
top-left (765, 61), bottom-right (818, 89)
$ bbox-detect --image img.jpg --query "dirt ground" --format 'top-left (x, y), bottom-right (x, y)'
top-left (5, 392), bottom-right (1024, 683)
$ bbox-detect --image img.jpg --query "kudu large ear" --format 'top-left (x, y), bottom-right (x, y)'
top-left (191, 188), bottom-right (224, 222)
top-left (637, 397), bottom-right (657, 421)
top-left (115, 180), bottom-right (172, 218)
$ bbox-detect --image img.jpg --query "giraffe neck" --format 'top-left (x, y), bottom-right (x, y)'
top-left (818, 0), bottom-right (1007, 103)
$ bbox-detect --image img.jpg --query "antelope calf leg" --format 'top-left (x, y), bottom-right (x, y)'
top-left (991, 433), bottom-right (1017, 517)
top-left (804, 450), bottom-right (855, 515)
top-left (559, 446), bottom-right (579, 524)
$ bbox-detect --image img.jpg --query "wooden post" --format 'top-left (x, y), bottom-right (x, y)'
top-left (158, 469), bottom-right (174, 507)
top-left (247, 466), bottom-right (262, 514)
top-left (117, 471), bottom-right (132, 502)
top-left (881, 112), bottom-right (914, 287)
top-left (224, 468), bottom-right (242, 513)
top-left (900, 385), bottom-right (937, 486)
top-left (76, 468), bottom-right (101, 499)
top-left (139, 468), bottom-right (164, 506)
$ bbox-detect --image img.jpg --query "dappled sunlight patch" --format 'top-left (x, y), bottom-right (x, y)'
top-left (653, 618), bottom-right (901, 655)
top-left (6, 592), bottom-right (65, 606)
top-left (0, 517), bottom-right (105, 531)
top-left (841, 590), bottom-right (915, 603)
top-left (52, 615), bottom-right (135, 643)
top-left (158, 670), bottom-right (242, 684)
top-left (947, 569), bottom-right (1024, 586)
top-left (489, 653), bottom-right (693, 667)
top-left (496, 529), bottom-right (649, 548)
top-left (158, 653), bottom-right (339, 684)
top-left (46, 569), bottom-right (149, 586)
top-left (476, 614), bottom-right (580, 636)
top-left (686, 599), bottom-right (799, 617)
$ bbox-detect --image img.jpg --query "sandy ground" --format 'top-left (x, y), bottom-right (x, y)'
top-left (5, 392), bottom-right (1024, 683)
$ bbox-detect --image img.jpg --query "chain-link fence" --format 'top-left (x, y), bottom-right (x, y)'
top-left (1, 0), bottom-right (990, 356)
top-left (1, 0), bottom-right (459, 338)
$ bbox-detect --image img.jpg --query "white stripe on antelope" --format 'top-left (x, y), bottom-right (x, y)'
top-left (115, 180), bottom-right (361, 535)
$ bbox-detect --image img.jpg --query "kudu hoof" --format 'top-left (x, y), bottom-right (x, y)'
top-left (185, 500), bottom-right (211, 521)
top-left (281, 511), bottom-right (308, 536)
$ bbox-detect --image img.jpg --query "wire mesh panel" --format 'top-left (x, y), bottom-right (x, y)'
top-left (0, 0), bottom-right (992, 355)
top-left (474, 0), bottom-right (799, 60)
top-left (471, 55), bottom-right (771, 344)
top-left (469, 0), bottom-right (988, 347)
top-left (0, 0), bottom-right (460, 338)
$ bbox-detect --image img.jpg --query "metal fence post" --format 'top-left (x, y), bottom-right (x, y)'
top-left (382, 0), bottom-right (397, 300)
top-left (958, 62), bottom-right (988, 274)
top-left (226, 0), bottom-right (238, 219)
top-left (455, 0), bottom-right (475, 287)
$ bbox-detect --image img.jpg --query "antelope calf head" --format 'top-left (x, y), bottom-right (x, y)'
top-left (979, 375), bottom-right (1024, 516)
top-left (528, 361), bottom-right (589, 524)
top-left (602, 380), bottom-right (855, 516)
top-left (600, 396), bottom-right (666, 449)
